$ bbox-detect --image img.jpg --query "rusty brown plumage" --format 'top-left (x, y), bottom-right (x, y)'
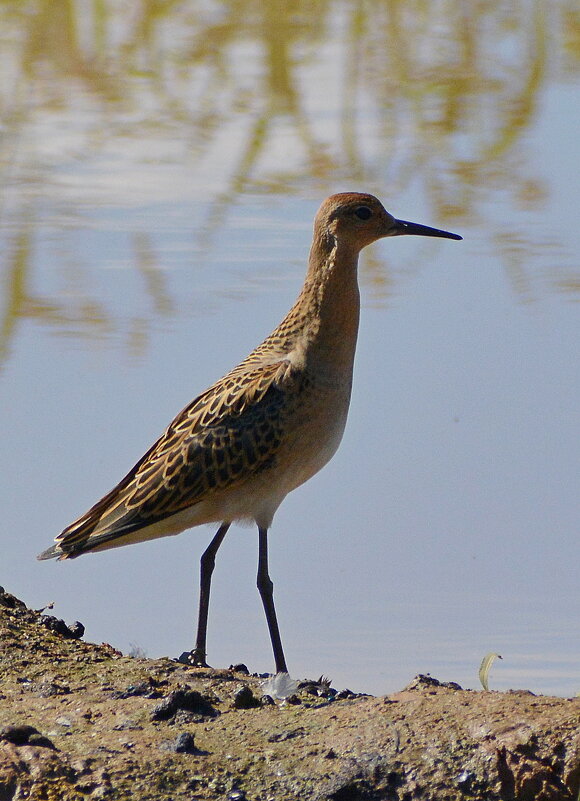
top-left (48, 358), bottom-right (300, 554)
top-left (38, 192), bottom-right (461, 673)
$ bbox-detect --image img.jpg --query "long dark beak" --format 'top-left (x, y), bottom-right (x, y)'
top-left (393, 219), bottom-right (462, 241)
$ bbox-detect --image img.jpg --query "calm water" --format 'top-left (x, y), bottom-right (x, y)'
top-left (1, 1), bottom-right (579, 697)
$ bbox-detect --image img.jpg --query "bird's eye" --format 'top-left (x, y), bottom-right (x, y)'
top-left (354, 206), bottom-right (372, 220)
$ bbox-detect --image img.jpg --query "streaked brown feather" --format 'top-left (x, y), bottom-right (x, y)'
top-left (55, 358), bottom-right (296, 553)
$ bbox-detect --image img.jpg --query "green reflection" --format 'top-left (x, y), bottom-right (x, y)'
top-left (0, 0), bottom-right (578, 368)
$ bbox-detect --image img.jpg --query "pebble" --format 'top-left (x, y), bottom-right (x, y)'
top-left (229, 663), bottom-right (250, 674)
top-left (112, 679), bottom-right (163, 699)
top-left (38, 615), bottom-right (85, 640)
top-left (173, 732), bottom-right (197, 753)
top-left (260, 694), bottom-right (275, 707)
top-left (113, 719), bottom-right (142, 731)
top-left (0, 725), bottom-right (55, 750)
top-left (233, 686), bottom-right (260, 709)
top-left (0, 725), bottom-right (40, 745)
top-left (151, 687), bottom-right (218, 721)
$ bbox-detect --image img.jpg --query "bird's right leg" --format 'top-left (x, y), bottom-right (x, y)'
top-left (189, 522), bottom-right (231, 666)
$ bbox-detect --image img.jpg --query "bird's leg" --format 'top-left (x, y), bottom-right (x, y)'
top-left (257, 526), bottom-right (288, 674)
top-left (190, 522), bottom-right (230, 666)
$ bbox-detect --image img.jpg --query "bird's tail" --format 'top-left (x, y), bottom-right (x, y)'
top-left (37, 544), bottom-right (65, 561)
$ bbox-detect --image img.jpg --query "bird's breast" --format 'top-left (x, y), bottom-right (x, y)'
top-left (272, 371), bottom-right (353, 493)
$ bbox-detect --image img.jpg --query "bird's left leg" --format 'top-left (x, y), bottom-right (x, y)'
top-left (257, 526), bottom-right (288, 674)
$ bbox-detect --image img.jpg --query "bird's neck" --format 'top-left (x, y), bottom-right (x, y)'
top-left (268, 232), bottom-right (361, 371)
top-left (303, 231), bottom-right (360, 341)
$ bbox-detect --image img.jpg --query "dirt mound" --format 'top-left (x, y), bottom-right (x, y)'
top-left (1, 587), bottom-right (578, 800)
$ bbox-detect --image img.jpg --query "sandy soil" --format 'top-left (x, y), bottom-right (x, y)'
top-left (1, 587), bottom-right (578, 800)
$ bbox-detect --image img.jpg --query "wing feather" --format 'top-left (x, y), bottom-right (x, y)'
top-left (52, 359), bottom-right (295, 556)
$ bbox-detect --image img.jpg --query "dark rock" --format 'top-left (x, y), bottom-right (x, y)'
top-left (260, 694), bottom-right (275, 707)
top-left (38, 615), bottom-right (85, 640)
top-left (159, 731), bottom-right (199, 755)
top-left (403, 674), bottom-right (463, 692)
top-left (177, 651), bottom-right (195, 665)
top-left (151, 686), bottom-right (218, 721)
top-left (111, 679), bottom-right (164, 699)
top-left (233, 686), bottom-right (260, 709)
top-left (229, 663), bottom-right (250, 674)
top-left (33, 679), bottom-right (71, 698)
top-left (67, 621), bottom-right (85, 639)
top-left (0, 724), bottom-right (40, 745)
top-left (0, 724), bottom-right (55, 749)
top-left (173, 732), bottom-right (196, 753)
top-left (299, 677), bottom-right (337, 698)
top-left (113, 719), bottom-right (142, 731)
top-left (335, 689), bottom-right (356, 700)
top-left (0, 589), bottom-right (26, 609)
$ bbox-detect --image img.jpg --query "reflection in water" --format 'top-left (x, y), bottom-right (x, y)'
top-left (0, 0), bottom-right (579, 367)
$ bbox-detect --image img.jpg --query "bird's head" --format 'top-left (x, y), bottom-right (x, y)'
top-left (315, 192), bottom-right (462, 252)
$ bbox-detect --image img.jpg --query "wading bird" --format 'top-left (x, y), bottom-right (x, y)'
top-left (39, 193), bottom-right (461, 674)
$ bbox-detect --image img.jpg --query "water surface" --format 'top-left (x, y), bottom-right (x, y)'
top-left (1, 0), bottom-right (578, 696)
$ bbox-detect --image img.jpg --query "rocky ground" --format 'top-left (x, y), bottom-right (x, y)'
top-left (0, 587), bottom-right (578, 800)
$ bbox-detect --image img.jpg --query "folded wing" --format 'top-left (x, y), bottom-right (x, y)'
top-left (41, 359), bottom-right (293, 559)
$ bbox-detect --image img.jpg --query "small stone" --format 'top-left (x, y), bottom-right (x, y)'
top-left (151, 687), bottom-right (218, 721)
top-left (0, 590), bottom-right (25, 609)
top-left (55, 717), bottom-right (72, 728)
top-left (112, 679), bottom-right (163, 699)
top-left (113, 719), bottom-right (142, 731)
top-left (177, 651), bottom-right (194, 665)
top-left (0, 725), bottom-right (56, 750)
top-left (35, 679), bottom-right (71, 698)
top-left (260, 694), bottom-right (275, 707)
top-left (38, 615), bottom-right (85, 639)
top-left (335, 689), bottom-right (356, 700)
top-left (0, 725), bottom-right (39, 745)
top-left (173, 731), bottom-right (196, 753)
top-left (67, 621), bottom-right (85, 639)
top-left (403, 674), bottom-right (463, 692)
top-left (233, 686), bottom-right (260, 709)
top-left (229, 663), bottom-right (250, 674)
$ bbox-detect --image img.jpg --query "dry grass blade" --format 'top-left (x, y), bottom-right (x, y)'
top-left (479, 652), bottom-right (503, 690)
